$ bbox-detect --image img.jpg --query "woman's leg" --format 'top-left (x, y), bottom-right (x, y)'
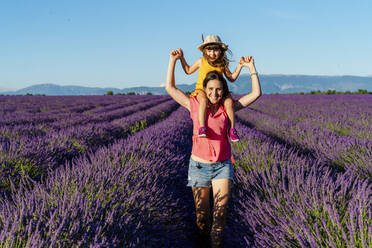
top-left (196, 91), bottom-right (208, 128)
top-left (192, 187), bottom-right (211, 234)
top-left (223, 96), bottom-right (235, 129)
top-left (210, 179), bottom-right (231, 248)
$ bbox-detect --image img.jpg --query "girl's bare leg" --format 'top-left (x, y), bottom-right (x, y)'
top-left (192, 187), bottom-right (211, 234)
top-left (224, 96), bottom-right (235, 129)
top-left (196, 91), bottom-right (208, 128)
top-left (210, 179), bottom-right (231, 248)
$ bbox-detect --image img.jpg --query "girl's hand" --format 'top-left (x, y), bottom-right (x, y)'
top-left (240, 56), bottom-right (256, 71)
top-left (238, 56), bottom-right (246, 66)
top-left (170, 49), bottom-right (181, 60)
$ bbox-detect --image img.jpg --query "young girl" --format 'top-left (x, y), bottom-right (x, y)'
top-left (178, 35), bottom-right (246, 142)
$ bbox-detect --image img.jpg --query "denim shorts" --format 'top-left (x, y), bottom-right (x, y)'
top-left (187, 158), bottom-right (234, 188)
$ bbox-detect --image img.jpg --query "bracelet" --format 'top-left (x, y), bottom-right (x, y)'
top-left (250, 72), bottom-right (258, 76)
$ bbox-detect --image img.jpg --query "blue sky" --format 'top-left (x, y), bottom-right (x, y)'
top-left (1, 0), bottom-right (371, 91)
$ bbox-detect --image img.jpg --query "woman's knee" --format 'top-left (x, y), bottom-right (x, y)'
top-left (211, 179), bottom-right (230, 230)
top-left (192, 187), bottom-right (211, 229)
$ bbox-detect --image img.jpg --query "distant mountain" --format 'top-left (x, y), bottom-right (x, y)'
top-left (231, 74), bottom-right (372, 94)
top-left (1, 75), bottom-right (371, 95)
top-left (0, 84), bottom-right (119, 95)
top-left (119, 84), bottom-right (195, 95)
top-left (0, 83), bottom-right (194, 96)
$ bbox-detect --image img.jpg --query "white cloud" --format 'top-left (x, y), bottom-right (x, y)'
top-left (279, 84), bottom-right (294, 90)
top-left (274, 82), bottom-right (295, 90)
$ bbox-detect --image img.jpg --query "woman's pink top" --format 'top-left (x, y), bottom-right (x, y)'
top-left (190, 96), bottom-right (231, 162)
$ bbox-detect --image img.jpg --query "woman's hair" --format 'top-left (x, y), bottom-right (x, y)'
top-left (202, 44), bottom-right (232, 68)
top-left (203, 70), bottom-right (229, 99)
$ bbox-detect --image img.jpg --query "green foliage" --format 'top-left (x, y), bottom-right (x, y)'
top-left (357, 89), bottom-right (369, 94)
top-left (105, 90), bottom-right (113, 95)
top-left (72, 140), bottom-right (86, 153)
top-left (310, 90), bottom-right (321, 94)
top-left (334, 127), bottom-right (350, 136)
top-left (326, 89), bottom-right (337, 95)
top-left (0, 153), bottom-right (42, 192)
top-left (327, 123), bottom-right (351, 136)
top-left (40, 106), bottom-right (51, 112)
top-left (231, 140), bottom-right (279, 173)
top-left (129, 120), bottom-right (148, 133)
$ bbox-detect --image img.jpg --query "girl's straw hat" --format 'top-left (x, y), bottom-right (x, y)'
top-left (198, 35), bottom-right (228, 51)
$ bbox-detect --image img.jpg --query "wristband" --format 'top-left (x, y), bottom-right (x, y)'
top-left (250, 72), bottom-right (258, 76)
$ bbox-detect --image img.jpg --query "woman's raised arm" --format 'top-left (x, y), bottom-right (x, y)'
top-left (233, 56), bottom-right (262, 112)
top-left (165, 50), bottom-right (190, 111)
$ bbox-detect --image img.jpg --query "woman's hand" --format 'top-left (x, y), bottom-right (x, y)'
top-left (170, 49), bottom-right (182, 61)
top-left (177, 48), bottom-right (184, 58)
top-left (233, 56), bottom-right (261, 112)
top-left (166, 49), bottom-right (191, 111)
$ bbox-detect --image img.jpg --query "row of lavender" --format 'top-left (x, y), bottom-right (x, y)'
top-left (0, 95), bottom-right (370, 247)
top-left (0, 105), bottom-right (259, 247)
top-left (0, 95), bottom-right (164, 128)
top-left (0, 95), bottom-right (164, 113)
top-left (0, 108), bottom-right (198, 247)
top-left (0, 96), bottom-right (178, 194)
top-left (247, 95), bottom-right (372, 140)
top-left (227, 121), bottom-right (371, 247)
top-left (235, 94), bottom-right (372, 180)
top-left (228, 94), bottom-right (371, 246)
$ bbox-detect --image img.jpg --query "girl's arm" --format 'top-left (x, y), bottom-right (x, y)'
top-left (165, 50), bottom-right (191, 111)
top-left (223, 57), bottom-right (245, 82)
top-left (233, 56), bottom-right (262, 112)
top-left (178, 48), bottom-right (201, 75)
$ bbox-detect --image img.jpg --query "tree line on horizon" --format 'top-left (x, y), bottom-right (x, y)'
top-left (284, 89), bottom-right (372, 95)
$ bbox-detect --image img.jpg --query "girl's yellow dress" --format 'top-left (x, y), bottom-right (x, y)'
top-left (190, 57), bottom-right (225, 97)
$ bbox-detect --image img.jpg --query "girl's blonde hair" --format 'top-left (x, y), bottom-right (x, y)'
top-left (202, 44), bottom-right (232, 69)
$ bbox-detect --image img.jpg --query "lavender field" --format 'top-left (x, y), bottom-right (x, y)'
top-left (0, 94), bottom-right (371, 247)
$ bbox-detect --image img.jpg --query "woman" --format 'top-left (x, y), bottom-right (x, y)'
top-left (166, 49), bottom-right (261, 248)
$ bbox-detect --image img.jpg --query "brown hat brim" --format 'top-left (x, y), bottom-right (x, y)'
top-left (198, 42), bottom-right (228, 51)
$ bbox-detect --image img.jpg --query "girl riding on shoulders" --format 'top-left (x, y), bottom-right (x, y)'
top-left (178, 35), bottom-right (247, 142)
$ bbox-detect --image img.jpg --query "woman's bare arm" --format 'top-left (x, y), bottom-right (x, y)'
top-left (165, 50), bottom-right (190, 111)
top-left (233, 56), bottom-right (262, 112)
